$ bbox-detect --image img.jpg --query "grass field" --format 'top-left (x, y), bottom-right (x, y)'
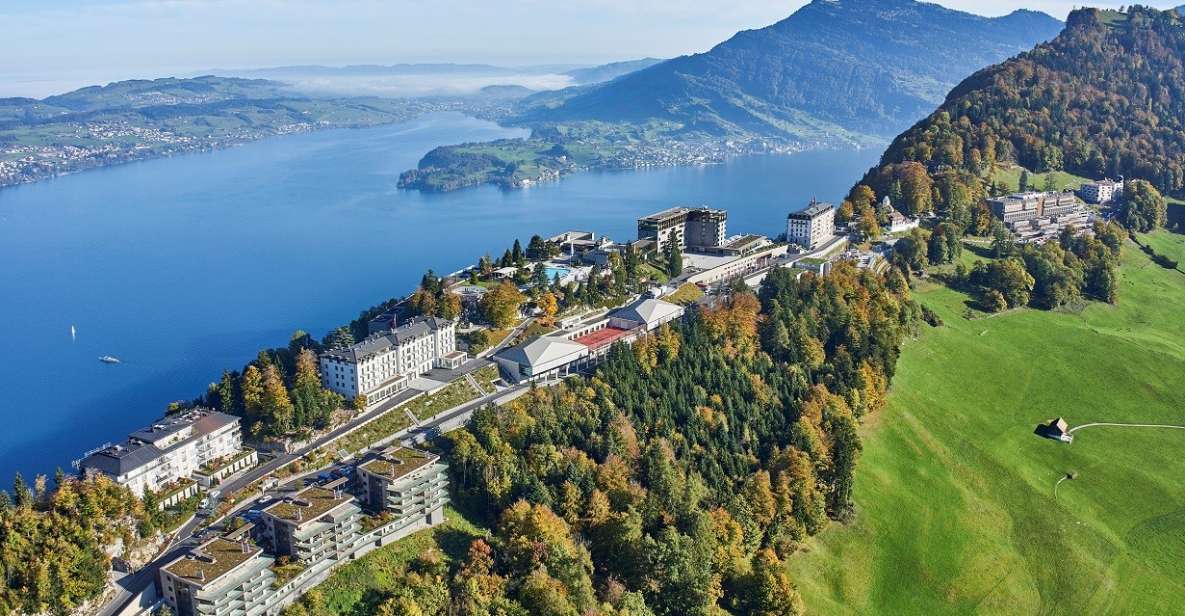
top-left (787, 232), bottom-right (1185, 614)
top-left (993, 165), bottom-right (1093, 193)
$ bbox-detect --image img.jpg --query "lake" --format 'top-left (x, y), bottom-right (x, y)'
top-left (0, 112), bottom-right (880, 482)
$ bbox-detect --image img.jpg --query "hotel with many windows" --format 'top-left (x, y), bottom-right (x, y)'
top-left (319, 315), bottom-right (464, 407)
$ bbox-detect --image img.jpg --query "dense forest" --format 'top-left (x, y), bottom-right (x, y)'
top-left (285, 262), bottom-right (918, 615)
top-left (847, 5), bottom-right (1185, 229)
top-left (0, 474), bottom-right (149, 614)
top-left (832, 6), bottom-right (1182, 312)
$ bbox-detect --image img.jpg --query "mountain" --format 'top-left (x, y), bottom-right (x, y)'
top-left (0, 75), bottom-right (450, 188)
top-left (563, 58), bottom-right (664, 85)
top-left (519, 0), bottom-right (1062, 143)
top-left (849, 5), bottom-right (1185, 226)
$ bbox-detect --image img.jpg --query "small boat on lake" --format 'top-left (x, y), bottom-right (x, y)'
top-left (98, 355), bottom-right (121, 364)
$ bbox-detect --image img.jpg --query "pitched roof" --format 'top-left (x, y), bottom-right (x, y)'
top-left (496, 335), bottom-right (588, 368)
top-left (789, 201), bottom-right (834, 219)
top-left (323, 316), bottom-right (452, 362)
top-left (611, 298), bottom-right (684, 327)
top-left (81, 409), bottom-right (239, 478)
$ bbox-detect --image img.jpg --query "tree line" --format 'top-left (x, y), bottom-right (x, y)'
top-left (0, 474), bottom-right (149, 615)
top-left (289, 262), bottom-right (917, 615)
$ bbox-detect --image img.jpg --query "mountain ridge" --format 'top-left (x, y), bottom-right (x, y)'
top-left (518, 0), bottom-right (1063, 143)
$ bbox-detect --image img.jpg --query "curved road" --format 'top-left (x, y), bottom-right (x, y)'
top-left (95, 354), bottom-right (527, 616)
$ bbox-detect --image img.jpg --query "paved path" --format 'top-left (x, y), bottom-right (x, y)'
top-left (94, 357), bottom-right (510, 616)
top-left (1068, 422), bottom-right (1185, 434)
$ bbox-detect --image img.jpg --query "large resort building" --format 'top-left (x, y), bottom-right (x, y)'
top-left (787, 201), bottom-right (836, 250)
top-left (987, 191), bottom-right (1091, 244)
top-left (319, 315), bottom-right (464, 407)
top-left (637, 207), bottom-right (728, 253)
top-left (159, 447), bottom-right (449, 616)
top-left (79, 408), bottom-right (255, 506)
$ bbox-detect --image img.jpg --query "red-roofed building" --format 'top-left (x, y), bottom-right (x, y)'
top-left (573, 326), bottom-right (640, 359)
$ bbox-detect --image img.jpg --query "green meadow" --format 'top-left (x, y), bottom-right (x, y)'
top-left (789, 232), bottom-right (1185, 614)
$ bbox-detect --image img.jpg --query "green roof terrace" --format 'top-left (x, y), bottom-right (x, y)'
top-left (263, 485), bottom-right (354, 526)
top-left (161, 537), bottom-right (261, 587)
top-left (358, 447), bottom-right (437, 482)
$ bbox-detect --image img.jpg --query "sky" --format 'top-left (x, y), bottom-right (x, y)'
top-left (1, 0), bottom-right (1181, 97)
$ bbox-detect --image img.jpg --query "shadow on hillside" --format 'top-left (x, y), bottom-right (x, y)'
top-left (964, 242), bottom-right (995, 260)
top-left (437, 524), bottom-right (485, 561)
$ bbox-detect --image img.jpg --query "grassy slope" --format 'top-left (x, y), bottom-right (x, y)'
top-left (993, 165), bottom-right (1094, 193)
top-left (300, 507), bottom-right (486, 614)
top-left (788, 234), bottom-right (1185, 614)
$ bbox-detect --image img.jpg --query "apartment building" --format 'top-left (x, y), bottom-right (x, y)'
top-left (260, 485), bottom-right (362, 564)
top-left (160, 449), bottom-right (450, 614)
top-left (355, 448), bottom-right (448, 528)
top-left (319, 316), bottom-right (463, 406)
top-left (159, 536), bottom-right (278, 616)
top-left (79, 408), bottom-right (252, 504)
top-left (1078, 179), bottom-right (1124, 204)
top-left (787, 201), bottom-right (836, 250)
top-left (637, 207), bottom-right (728, 253)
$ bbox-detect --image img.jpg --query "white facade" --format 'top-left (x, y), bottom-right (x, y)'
top-left (494, 336), bottom-right (590, 384)
top-left (787, 202), bottom-right (836, 250)
top-left (1078, 179), bottom-right (1123, 204)
top-left (80, 409), bottom-right (245, 499)
top-left (319, 317), bottom-right (458, 406)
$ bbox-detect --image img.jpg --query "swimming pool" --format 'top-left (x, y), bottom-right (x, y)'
top-left (543, 266), bottom-right (572, 280)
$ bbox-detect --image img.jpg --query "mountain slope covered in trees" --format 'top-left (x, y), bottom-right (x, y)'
top-left (519, 0), bottom-right (1062, 143)
top-left (855, 5), bottom-right (1185, 222)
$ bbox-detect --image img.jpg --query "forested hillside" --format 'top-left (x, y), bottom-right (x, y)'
top-left (854, 5), bottom-right (1185, 223)
top-left (283, 264), bottom-right (919, 615)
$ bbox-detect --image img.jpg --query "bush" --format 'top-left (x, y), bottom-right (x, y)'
top-left (983, 289), bottom-right (1008, 313)
top-left (920, 304), bottom-right (944, 327)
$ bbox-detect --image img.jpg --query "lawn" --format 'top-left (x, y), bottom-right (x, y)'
top-left (787, 233), bottom-right (1185, 614)
top-left (666, 282), bottom-right (705, 306)
top-left (331, 409), bottom-right (412, 457)
top-left (285, 506), bottom-right (487, 615)
top-left (405, 379), bottom-right (481, 421)
top-left (993, 165), bottom-right (1093, 193)
top-left (471, 364), bottom-right (501, 392)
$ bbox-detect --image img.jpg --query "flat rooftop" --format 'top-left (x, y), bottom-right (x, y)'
top-left (572, 327), bottom-right (634, 351)
top-left (638, 206), bottom-right (690, 223)
top-left (263, 485), bottom-right (353, 525)
top-left (359, 447), bottom-right (437, 481)
top-left (162, 537), bottom-right (261, 586)
top-left (683, 252), bottom-right (740, 271)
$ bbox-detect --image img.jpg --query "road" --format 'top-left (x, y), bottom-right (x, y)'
top-left (1068, 422), bottom-right (1185, 434)
top-left (94, 356), bottom-right (512, 616)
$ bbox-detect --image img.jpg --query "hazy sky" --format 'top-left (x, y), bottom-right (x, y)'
top-left (1, 0), bottom-right (1180, 96)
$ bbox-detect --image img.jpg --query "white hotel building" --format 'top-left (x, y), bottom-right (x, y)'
top-left (80, 408), bottom-right (252, 504)
top-left (787, 201), bottom-right (836, 251)
top-left (319, 316), bottom-right (464, 406)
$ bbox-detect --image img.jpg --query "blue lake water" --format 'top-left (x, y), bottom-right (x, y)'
top-left (0, 112), bottom-right (880, 482)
